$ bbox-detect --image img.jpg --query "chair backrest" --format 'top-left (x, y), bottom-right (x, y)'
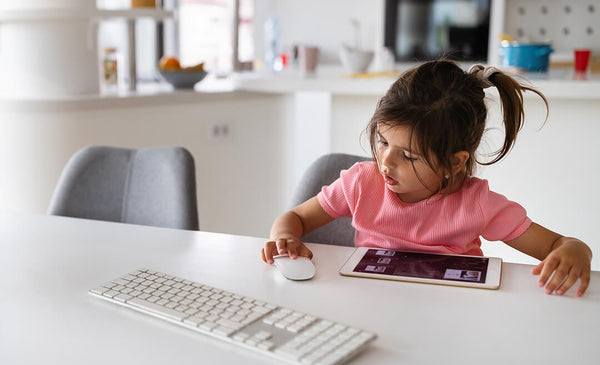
top-left (48, 145), bottom-right (199, 230)
top-left (291, 153), bottom-right (371, 246)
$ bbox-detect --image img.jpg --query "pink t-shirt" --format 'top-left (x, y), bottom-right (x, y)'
top-left (317, 161), bottom-right (531, 256)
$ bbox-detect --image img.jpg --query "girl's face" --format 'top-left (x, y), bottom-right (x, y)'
top-left (376, 124), bottom-right (444, 203)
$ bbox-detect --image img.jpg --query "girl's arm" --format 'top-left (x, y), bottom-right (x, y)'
top-left (504, 222), bottom-right (592, 297)
top-left (261, 196), bottom-right (335, 264)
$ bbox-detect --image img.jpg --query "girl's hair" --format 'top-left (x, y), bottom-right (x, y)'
top-left (368, 59), bottom-right (548, 192)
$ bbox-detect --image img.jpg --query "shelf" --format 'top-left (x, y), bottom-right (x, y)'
top-left (97, 9), bottom-right (174, 21)
top-left (0, 8), bottom-right (173, 22)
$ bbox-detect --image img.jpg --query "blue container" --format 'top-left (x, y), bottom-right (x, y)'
top-left (499, 43), bottom-right (554, 72)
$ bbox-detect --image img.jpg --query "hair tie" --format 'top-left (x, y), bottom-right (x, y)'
top-left (468, 64), bottom-right (501, 88)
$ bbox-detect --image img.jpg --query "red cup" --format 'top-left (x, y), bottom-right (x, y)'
top-left (574, 49), bottom-right (591, 73)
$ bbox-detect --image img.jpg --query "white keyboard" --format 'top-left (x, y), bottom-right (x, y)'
top-left (89, 269), bottom-right (376, 365)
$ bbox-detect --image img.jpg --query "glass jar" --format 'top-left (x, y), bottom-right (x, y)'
top-left (102, 47), bottom-right (119, 93)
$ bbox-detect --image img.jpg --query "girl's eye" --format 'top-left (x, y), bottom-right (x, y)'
top-left (403, 152), bottom-right (418, 161)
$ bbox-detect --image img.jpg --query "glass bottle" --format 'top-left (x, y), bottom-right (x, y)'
top-left (264, 16), bottom-right (282, 72)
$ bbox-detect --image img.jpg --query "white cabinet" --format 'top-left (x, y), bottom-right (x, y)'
top-left (0, 7), bottom-right (173, 96)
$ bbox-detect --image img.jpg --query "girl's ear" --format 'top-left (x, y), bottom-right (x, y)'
top-left (451, 151), bottom-right (470, 174)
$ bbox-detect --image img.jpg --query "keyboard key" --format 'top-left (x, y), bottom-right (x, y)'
top-left (128, 298), bottom-right (188, 321)
top-left (245, 336), bottom-right (261, 346)
top-left (275, 347), bottom-right (304, 361)
top-left (183, 315), bottom-right (205, 326)
top-left (111, 278), bottom-right (129, 286)
top-left (114, 293), bottom-right (133, 302)
top-left (232, 332), bottom-right (250, 342)
top-left (216, 318), bottom-right (244, 330)
top-left (212, 325), bottom-right (236, 337)
top-left (90, 286), bottom-right (110, 295)
top-left (258, 340), bottom-right (275, 351)
top-left (253, 331), bottom-right (272, 341)
top-left (103, 290), bottom-right (119, 298)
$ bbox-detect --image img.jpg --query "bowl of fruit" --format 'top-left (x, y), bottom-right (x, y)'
top-left (158, 56), bottom-right (207, 89)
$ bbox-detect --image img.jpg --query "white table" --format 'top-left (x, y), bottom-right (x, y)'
top-left (1, 213), bottom-right (599, 365)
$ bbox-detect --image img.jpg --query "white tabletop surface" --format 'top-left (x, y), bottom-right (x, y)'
top-left (1, 212), bottom-right (599, 365)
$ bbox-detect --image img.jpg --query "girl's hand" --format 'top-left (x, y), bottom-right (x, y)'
top-left (531, 239), bottom-right (592, 297)
top-left (262, 197), bottom-right (332, 265)
top-left (261, 237), bottom-right (313, 264)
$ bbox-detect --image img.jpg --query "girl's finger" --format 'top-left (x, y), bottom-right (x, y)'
top-left (260, 248), bottom-right (267, 263)
top-left (263, 241), bottom-right (277, 264)
top-left (287, 241), bottom-right (299, 259)
top-left (530, 261), bottom-right (544, 276)
top-left (289, 240), bottom-right (313, 260)
top-left (537, 256), bottom-right (559, 288)
top-left (576, 272), bottom-right (591, 297)
top-left (555, 268), bottom-right (579, 295)
top-left (275, 238), bottom-right (288, 255)
top-left (299, 245), bottom-right (314, 259)
top-left (544, 264), bottom-right (569, 295)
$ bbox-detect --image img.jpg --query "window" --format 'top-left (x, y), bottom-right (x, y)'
top-left (179, 0), bottom-right (254, 73)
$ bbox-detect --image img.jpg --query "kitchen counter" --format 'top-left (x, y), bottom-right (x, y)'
top-left (235, 65), bottom-right (600, 99)
top-left (0, 77), bottom-right (242, 113)
top-left (1, 65), bottom-right (600, 113)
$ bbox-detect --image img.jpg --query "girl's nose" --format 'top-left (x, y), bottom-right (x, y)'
top-left (380, 158), bottom-right (391, 175)
top-left (380, 150), bottom-right (394, 173)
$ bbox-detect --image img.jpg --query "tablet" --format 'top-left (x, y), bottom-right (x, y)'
top-left (339, 247), bottom-right (502, 289)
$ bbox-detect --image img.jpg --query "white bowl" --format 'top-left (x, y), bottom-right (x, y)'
top-left (339, 47), bottom-right (374, 73)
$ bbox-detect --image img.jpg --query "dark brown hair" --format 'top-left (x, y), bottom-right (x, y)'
top-left (368, 59), bottom-right (548, 193)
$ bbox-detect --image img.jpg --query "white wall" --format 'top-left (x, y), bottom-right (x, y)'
top-left (477, 97), bottom-right (600, 268)
top-left (253, 0), bottom-right (385, 64)
top-left (0, 93), bottom-right (296, 238)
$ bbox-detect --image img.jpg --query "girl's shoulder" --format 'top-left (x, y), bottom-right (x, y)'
top-left (342, 160), bottom-right (378, 179)
top-left (338, 161), bottom-right (381, 190)
top-left (462, 176), bottom-right (490, 191)
top-left (460, 177), bottom-right (516, 207)
top-left (454, 177), bottom-right (493, 202)
top-left (355, 160), bottom-right (378, 172)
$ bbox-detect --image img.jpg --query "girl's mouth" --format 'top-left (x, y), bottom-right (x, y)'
top-left (383, 174), bottom-right (398, 185)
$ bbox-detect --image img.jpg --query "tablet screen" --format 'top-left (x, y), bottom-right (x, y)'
top-left (353, 249), bottom-right (489, 284)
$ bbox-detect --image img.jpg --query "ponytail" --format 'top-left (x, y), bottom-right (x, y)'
top-left (468, 64), bottom-right (548, 165)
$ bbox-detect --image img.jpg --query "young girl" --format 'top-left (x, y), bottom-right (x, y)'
top-left (261, 60), bottom-right (592, 297)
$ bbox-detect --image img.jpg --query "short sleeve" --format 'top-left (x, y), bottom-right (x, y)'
top-left (479, 184), bottom-right (532, 242)
top-left (317, 162), bottom-right (363, 219)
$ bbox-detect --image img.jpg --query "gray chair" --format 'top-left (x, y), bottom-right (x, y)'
top-left (291, 153), bottom-right (371, 246)
top-left (48, 145), bottom-right (199, 230)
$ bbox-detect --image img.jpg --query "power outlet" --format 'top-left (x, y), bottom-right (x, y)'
top-left (207, 121), bottom-right (233, 141)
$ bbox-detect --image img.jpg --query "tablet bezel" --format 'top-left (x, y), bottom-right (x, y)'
top-left (339, 247), bottom-right (502, 290)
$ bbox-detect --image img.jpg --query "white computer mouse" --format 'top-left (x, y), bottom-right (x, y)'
top-left (273, 254), bottom-right (315, 281)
